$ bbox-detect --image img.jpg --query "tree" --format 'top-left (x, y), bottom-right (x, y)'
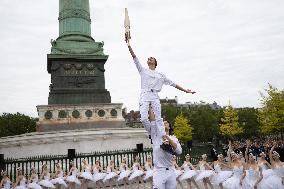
top-left (258, 84), bottom-right (284, 135)
top-left (237, 107), bottom-right (260, 138)
top-left (174, 113), bottom-right (193, 143)
top-left (188, 105), bottom-right (219, 142)
top-left (161, 104), bottom-right (180, 124)
top-left (219, 103), bottom-right (243, 138)
top-left (0, 112), bottom-right (37, 137)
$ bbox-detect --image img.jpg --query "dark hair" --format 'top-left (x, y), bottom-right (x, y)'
top-left (153, 58), bottom-right (157, 68)
top-left (165, 120), bottom-right (174, 135)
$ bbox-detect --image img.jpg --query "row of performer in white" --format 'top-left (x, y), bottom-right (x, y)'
top-left (0, 156), bottom-right (155, 189)
top-left (172, 141), bottom-right (284, 189)
top-left (1, 148), bottom-right (283, 189)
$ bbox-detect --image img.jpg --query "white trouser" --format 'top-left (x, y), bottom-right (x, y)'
top-left (139, 99), bottom-right (166, 137)
top-left (153, 167), bottom-right (176, 189)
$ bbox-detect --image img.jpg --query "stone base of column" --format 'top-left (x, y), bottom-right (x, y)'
top-left (36, 103), bottom-right (125, 132)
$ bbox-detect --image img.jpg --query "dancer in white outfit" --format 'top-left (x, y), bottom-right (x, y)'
top-left (92, 160), bottom-right (106, 189)
top-left (14, 167), bottom-right (27, 189)
top-left (66, 161), bottom-right (81, 189)
top-left (147, 109), bottom-right (182, 189)
top-left (195, 154), bottom-right (215, 189)
top-left (223, 142), bottom-right (245, 189)
top-left (103, 160), bottom-right (118, 187)
top-left (80, 159), bottom-right (93, 189)
top-left (129, 156), bottom-right (144, 188)
top-left (0, 171), bottom-right (11, 189)
top-left (27, 167), bottom-right (42, 189)
top-left (241, 149), bottom-right (261, 189)
top-left (117, 157), bottom-right (131, 188)
top-left (125, 36), bottom-right (195, 149)
top-left (179, 154), bottom-right (199, 189)
top-left (172, 156), bottom-right (184, 189)
top-left (38, 164), bottom-right (55, 189)
top-left (144, 155), bottom-right (154, 188)
top-left (172, 156), bottom-right (183, 179)
top-left (211, 154), bottom-right (232, 189)
top-left (266, 142), bottom-right (284, 189)
top-left (257, 152), bottom-right (273, 189)
top-left (50, 163), bottom-right (67, 189)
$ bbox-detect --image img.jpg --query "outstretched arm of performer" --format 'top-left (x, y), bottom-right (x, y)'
top-left (163, 75), bottom-right (196, 94)
top-left (175, 84), bottom-right (196, 94)
top-left (125, 34), bottom-right (136, 59)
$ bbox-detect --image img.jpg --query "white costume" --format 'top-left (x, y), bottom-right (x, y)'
top-left (27, 175), bottom-right (42, 189)
top-left (195, 162), bottom-right (215, 181)
top-left (174, 168), bottom-right (183, 179)
top-left (211, 163), bottom-right (232, 185)
top-left (50, 170), bottom-right (67, 187)
top-left (103, 166), bottom-right (117, 183)
top-left (66, 168), bottom-right (81, 185)
top-left (257, 162), bottom-right (273, 189)
top-left (223, 166), bottom-right (243, 189)
top-left (1, 179), bottom-right (11, 189)
top-left (38, 174), bottom-right (55, 188)
top-left (179, 162), bottom-right (197, 181)
top-left (117, 164), bottom-right (131, 181)
top-left (144, 163), bottom-right (154, 181)
top-left (14, 177), bottom-right (27, 189)
top-left (266, 165), bottom-right (284, 189)
top-left (147, 121), bottom-right (182, 189)
top-left (133, 57), bottom-right (176, 138)
top-left (92, 166), bottom-right (106, 182)
top-left (129, 163), bottom-right (144, 181)
top-left (80, 165), bottom-right (93, 180)
top-left (242, 167), bottom-right (260, 189)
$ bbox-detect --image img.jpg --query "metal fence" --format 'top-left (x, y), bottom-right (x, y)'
top-left (2, 147), bottom-right (200, 182)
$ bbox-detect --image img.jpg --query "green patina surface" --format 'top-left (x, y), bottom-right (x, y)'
top-left (47, 0), bottom-right (111, 105)
top-left (50, 0), bottom-right (105, 56)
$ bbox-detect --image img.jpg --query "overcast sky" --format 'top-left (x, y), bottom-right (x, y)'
top-left (0, 0), bottom-right (283, 117)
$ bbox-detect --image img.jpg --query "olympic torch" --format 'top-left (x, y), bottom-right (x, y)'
top-left (124, 8), bottom-right (131, 45)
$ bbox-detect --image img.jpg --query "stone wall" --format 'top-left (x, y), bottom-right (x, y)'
top-left (0, 128), bottom-right (151, 159)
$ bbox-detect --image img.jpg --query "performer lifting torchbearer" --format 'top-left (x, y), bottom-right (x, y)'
top-left (124, 8), bottom-right (196, 154)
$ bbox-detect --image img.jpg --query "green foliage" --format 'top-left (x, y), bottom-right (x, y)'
top-left (174, 113), bottom-right (193, 143)
top-left (189, 105), bottom-right (219, 142)
top-left (162, 104), bottom-right (222, 142)
top-left (219, 104), bottom-right (243, 138)
top-left (258, 84), bottom-right (284, 134)
top-left (161, 104), bottom-right (180, 124)
top-left (237, 107), bottom-right (260, 138)
top-left (0, 112), bottom-right (37, 137)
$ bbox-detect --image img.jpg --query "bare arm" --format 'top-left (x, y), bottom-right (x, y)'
top-left (14, 177), bottom-right (19, 188)
top-left (227, 141), bottom-right (232, 163)
top-left (240, 171), bottom-right (246, 186)
top-left (254, 167), bottom-right (263, 188)
top-left (127, 44), bottom-right (136, 59)
top-left (189, 163), bottom-right (196, 170)
top-left (0, 179), bottom-right (3, 187)
top-left (245, 140), bottom-right (249, 163)
top-left (269, 142), bottom-right (276, 165)
top-left (265, 160), bottom-right (272, 169)
top-left (175, 84), bottom-right (196, 94)
top-left (125, 34), bottom-right (136, 59)
top-left (205, 162), bottom-right (214, 170)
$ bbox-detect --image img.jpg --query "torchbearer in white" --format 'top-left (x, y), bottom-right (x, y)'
top-left (124, 8), bottom-right (196, 154)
